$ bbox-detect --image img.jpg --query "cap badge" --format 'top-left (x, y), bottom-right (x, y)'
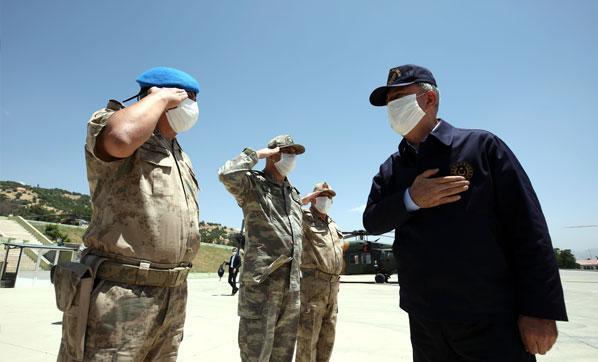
top-left (387, 68), bottom-right (402, 85)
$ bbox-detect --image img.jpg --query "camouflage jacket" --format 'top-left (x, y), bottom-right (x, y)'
top-left (301, 208), bottom-right (344, 276)
top-left (218, 148), bottom-right (302, 290)
top-left (83, 101), bottom-right (200, 265)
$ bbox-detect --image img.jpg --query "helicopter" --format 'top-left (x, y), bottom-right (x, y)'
top-left (231, 221), bottom-right (397, 284)
top-left (340, 230), bottom-right (397, 283)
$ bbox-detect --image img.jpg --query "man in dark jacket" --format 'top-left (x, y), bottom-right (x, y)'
top-left (225, 247), bottom-right (242, 295)
top-left (363, 64), bottom-right (567, 361)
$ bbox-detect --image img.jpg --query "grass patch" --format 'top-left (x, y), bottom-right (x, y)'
top-left (29, 221), bottom-right (86, 244)
top-left (191, 243), bottom-right (233, 273)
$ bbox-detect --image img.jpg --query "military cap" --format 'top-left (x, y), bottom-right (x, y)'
top-left (267, 135), bottom-right (305, 154)
top-left (136, 66), bottom-right (200, 93)
top-left (313, 182), bottom-right (336, 197)
top-left (369, 64), bottom-right (436, 106)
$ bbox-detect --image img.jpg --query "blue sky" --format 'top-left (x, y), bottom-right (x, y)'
top-left (1, 1), bottom-right (597, 253)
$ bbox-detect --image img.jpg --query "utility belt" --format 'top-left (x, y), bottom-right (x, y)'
top-left (301, 268), bottom-right (340, 282)
top-left (85, 249), bottom-right (192, 287)
top-left (88, 249), bottom-right (193, 270)
top-left (96, 260), bottom-right (190, 288)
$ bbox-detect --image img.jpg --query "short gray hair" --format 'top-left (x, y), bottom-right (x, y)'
top-left (418, 82), bottom-right (440, 108)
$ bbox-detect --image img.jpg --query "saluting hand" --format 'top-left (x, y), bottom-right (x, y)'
top-left (148, 86), bottom-right (189, 109)
top-left (518, 315), bottom-right (558, 355)
top-left (409, 169), bottom-right (469, 208)
top-left (301, 191), bottom-right (320, 205)
top-left (256, 147), bottom-right (280, 159)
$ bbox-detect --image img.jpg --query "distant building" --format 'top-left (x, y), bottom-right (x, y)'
top-left (60, 218), bottom-right (89, 227)
top-left (577, 258), bottom-right (598, 271)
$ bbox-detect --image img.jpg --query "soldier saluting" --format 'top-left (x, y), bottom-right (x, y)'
top-left (218, 135), bottom-right (304, 362)
top-left (296, 182), bottom-right (344, 362)
top-left (56, 67), bottom-right (201, 361)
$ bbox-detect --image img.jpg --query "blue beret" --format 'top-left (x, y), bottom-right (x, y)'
top-left (136, 66), bottom-right (200, 93)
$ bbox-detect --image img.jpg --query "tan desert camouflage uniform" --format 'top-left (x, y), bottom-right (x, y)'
top-left (58, 100), bottom-right (200, 361)
top-left (296, 200), bottom-right (344, 362)
top-left (218, 146), bottom-right (302, 362)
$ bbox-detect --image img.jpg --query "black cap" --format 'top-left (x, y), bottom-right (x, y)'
top-left (369, 64), bottom-right (437, 106)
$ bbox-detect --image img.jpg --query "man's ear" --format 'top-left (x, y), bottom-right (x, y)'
top-left (426, 91), bottom-right (438, 111)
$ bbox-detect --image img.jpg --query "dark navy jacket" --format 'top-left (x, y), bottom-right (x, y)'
top-left (363, 120), bottom-right (567, 322)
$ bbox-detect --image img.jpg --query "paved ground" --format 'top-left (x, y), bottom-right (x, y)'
top-left (0, 270), bottom-right (596, 361)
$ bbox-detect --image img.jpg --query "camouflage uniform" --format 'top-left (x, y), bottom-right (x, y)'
top-left (296, 183), bottom-right (344, 362)
top-left (58, 101), bottom-right (201, 361)
top-left (218, 139), bottom-right (303, 362)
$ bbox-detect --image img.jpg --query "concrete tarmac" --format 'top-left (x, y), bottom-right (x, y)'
top-left (0, 270), bottom-right (596, 361)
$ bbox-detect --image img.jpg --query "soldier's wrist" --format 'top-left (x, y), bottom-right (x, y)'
top-left (243, 147), bottom-right (259, 162)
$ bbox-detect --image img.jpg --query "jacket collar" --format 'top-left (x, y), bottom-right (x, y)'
top-left (397, 118), bottom-right (454, 155)
top-left (309, 206), bottom-right (331, 224)
top-left (428, 119), bottom-right (454, 147)
top-left (263, 170), bottom-right (291, 187)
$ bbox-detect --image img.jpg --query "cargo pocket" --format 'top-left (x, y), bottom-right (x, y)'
top-left (51, 262), bottom-right (94, 361)
top-left (298, 298), bottom-right (319, 339)
top-left (309, 226), bottom-right (328, 247)
top-left (238, 281), bottom-right (269, 319)
top-left (137, 145), bottom-right (174, 197)
top-left (255, 183), bottom-right (273, 219)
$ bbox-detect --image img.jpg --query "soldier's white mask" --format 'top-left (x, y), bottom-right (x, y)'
top-left (314, 196), bottom-right (332, 214)
top-left (166, 98), bottom-right (199, 133)
top-left (274, 153), bottom-right (296, 176)
top-left (387, 93), bottom-right (426, 136)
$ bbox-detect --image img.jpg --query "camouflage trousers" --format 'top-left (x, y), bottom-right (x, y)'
top-left (238, 265), bottom-right (300, 362)
top-left (58, 280), bottom-right (187, 362)
top-left (295, 272), bottom-right (340, 362)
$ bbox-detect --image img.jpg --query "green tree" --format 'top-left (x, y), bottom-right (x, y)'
top-left (554, 248), bottom-right (579, 269)
top-left (44, 224), bottom-right (71, 245)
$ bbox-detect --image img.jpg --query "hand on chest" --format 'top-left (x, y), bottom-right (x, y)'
top-left (395, 145), bottom-right (494, 216)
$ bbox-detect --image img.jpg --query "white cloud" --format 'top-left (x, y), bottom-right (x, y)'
top-left (348, 204), bottom-right (366, 213)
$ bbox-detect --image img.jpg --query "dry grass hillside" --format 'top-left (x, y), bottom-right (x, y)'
top-left (0, 181), bottom-right (90, 223)
top-left (1, 180), bottom-right (241, 272)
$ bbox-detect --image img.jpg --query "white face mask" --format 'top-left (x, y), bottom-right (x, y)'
top-left (274, 153), bottom-right (296, 176)
top-left (314, 196), bottom-right (332, 214)
top-left (387, 93), bottom-right (426, 136)
top-left (166, 98), bottom-right (199, 133)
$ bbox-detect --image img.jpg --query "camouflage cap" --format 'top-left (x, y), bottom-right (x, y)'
top-left (313, 182), bottom-right (336, 197)
top-left (267, 135), bottom-right (305, 154)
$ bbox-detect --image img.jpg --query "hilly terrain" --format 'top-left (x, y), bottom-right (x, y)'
top-left (0, 180), bottom-right (91, 223)
top-left (0, 180), bottom-right (240, 246)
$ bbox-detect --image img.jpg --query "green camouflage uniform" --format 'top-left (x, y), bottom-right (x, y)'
top-left (296, 183), bottom-right (344, 362)
top-left (58, 101), bottom-right (201, 361)
top-left (218, 143), bottom-right (303, 362)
